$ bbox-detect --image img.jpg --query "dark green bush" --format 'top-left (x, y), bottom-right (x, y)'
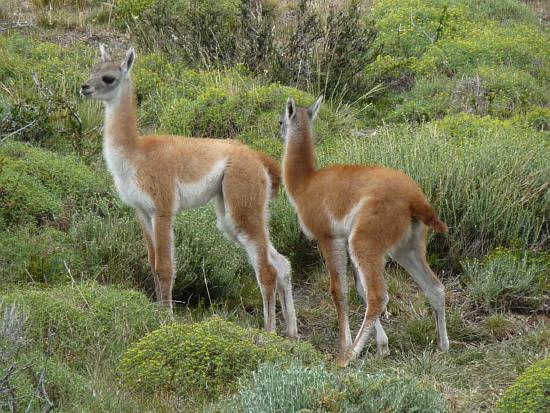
top-left (0, 283), bottom-right (166, 369)
top-left (495, 357), bottom-right (550, 413)
top-left (462, 248), bottom-right (549, 312)
top-left (118, 317), bottom-right (323, 397)
top-left (118, 0), bottom-right (241, 66)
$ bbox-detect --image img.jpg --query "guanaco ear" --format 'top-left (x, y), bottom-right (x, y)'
top-left (286, 97), bottom-right (296, 121)
top-left (307, 95), bottom-right (323, 121)
top-left (121, 47), bottom-right (136, 74)
top-left (99, 44), bottom-right (112, 62)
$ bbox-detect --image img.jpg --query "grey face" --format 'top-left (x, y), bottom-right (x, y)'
top-left (279, 112), bottom-right (289, 141)
top-left (80, 46), bottom-right (136, 102)
top-left (80, 61), bottom-right (123, 101)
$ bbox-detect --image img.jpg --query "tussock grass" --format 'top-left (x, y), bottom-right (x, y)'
top-left (317, 121), bottom-right (549, 261)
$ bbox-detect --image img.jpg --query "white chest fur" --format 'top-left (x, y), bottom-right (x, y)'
top-left (103, 142), bottom-right (154, 212)
top-left (175, 158), bottom-right (227, 212)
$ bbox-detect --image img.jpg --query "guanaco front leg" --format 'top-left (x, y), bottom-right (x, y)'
top-left (152, 213), bottom-right (175, 316)
top-left (319, 237), bottom-right (352, 362)
top-left (137, 210), bottom-right (160, 301)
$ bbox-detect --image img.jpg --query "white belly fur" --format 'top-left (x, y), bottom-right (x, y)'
top-left (175, 158), bottom-right (227, 212)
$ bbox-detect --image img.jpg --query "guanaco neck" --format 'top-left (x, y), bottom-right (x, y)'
top-left (282, 119), bottom-right (316, 197)
top-left (103, 78), bottom-right (139, 153)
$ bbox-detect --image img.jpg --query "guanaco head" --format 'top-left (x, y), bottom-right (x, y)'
top-left (279, 95), bottom-right (323, 141)
top-left (80, 45), bottom-right (136, 101)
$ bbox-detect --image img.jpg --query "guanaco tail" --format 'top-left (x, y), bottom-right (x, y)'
top-left (279, 96), bottom-right (449, 365)
top-left (80, 45), bottom-right (297, 338)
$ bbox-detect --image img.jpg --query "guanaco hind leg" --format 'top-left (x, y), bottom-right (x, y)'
top-left (390, 222), bottom-right (449, 351)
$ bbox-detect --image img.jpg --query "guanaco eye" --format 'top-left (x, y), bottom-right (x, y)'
top-left (102, 76), bottom-right (116, 84)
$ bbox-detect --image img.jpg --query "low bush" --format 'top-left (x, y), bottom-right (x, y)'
top-left (118, 317), bottom-right (322, 397)
top-left (390, 76), bottom-right (454, 123)
top-left (0, 283), bottom-right (166, 370)
top-left (0, 142), bottom-right (109, 227)
top-left (0, 226), bottom-right (77, 285)
top-left (217, 362), bottom-right (446, 413)
top-left (495, 357), bottom-right (550, 413)
top-left (462, 248), bottom-right (548, 312)
top-left (0, 300), bottom-right (158, 413)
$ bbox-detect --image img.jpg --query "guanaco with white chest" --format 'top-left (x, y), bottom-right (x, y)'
top-left (279, 96), bottom-right (449, 365)
top-left (80, 45), bottom-right (297, 338)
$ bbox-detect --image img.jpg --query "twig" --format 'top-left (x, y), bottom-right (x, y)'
top-left (0, 120), bottom-right (38, 143)
top-left (25, 327), bottom-right (54, 413)
top-left (0, 22), bottom-right (32, 33)
top-left (202, 259), bottom-right (213, 308)
top-left (410, 13), bottom-right (436, 45)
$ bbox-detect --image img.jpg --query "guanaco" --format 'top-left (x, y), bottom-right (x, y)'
top-left (80, 45), bottom-right (297, 338)
top-left (279, 96), bottom-right (449, 365)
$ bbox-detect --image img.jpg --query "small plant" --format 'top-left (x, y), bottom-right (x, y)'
top-left (495, 357), bottom-right (550, 413)
top-left (118, 318), bottom-right (322, 397)
top-left (462, 248), bottom-right (548, 312)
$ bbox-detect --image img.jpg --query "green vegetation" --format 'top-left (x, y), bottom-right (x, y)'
top-left (0, 0), bottom-right (548, 411)
top-left (495, 357), bottom-right (550, 413)
top-left (119, 318), bottom-right (322, 397)
top-left (217, 362), bottom-right (445, 413)
top-left (0, 285), bottom-right (168, 412)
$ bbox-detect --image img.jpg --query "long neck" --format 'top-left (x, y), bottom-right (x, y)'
top-left (103, 78), bottom-right (139, 152)
top-left (282, 121), bottom-right (316, 196)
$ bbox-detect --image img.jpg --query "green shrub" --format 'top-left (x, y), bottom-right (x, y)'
top-left (218, 362), bottom-right (446, 413)
top-left (0, 142), bottom-right (110, 205)
top-left (0, 142), bottom-right (109, 227)
top-left (118, 318), bottom-right (322, 397)
top-left (434, 113), bottom-right (513, 139)
top-left (0, 160), bottom-right (61, 226)
top-left (417, 22), bottom-right (550, 80)
top-left (512, 107), bottom-right (550, 132)
top-left (0, 226), bottom-right (77, 286)
top-left (0, 301), bottom-right (158, 413)
top-left (390, 76), bottom-right (454, 122)
top-left (0, 34), bottom-right (101, 155)
top-left (462, 248), bottom-right (548, 312)
top-left (0, 283), bottom-right (166, 369)
top-left (496, 358), bottom-right (550, 413)
top-left (475, 66), bottom-right (548, 118)
top-left (221, 362), bottom-right (335, 413)
top-left (371, 0), bottom-right (467, 59)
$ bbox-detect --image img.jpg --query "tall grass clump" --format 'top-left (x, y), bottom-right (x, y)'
top-left (316, 117), bottom-right (549, 262)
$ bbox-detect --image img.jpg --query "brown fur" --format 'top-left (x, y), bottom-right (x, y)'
top-left (281, 98), bottom-right (449, 365)
top-left (80, 47), bottom-right (297, 338)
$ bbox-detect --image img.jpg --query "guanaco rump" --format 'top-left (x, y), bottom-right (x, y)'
top-left (80, 45), bottom-right (297, 338)
top-left (279, 96), bottom-right (449, 366)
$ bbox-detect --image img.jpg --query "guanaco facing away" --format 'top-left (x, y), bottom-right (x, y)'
top-left (80, 45), bottom-right (297, 338)
top-left (280, 96), bottom-right (449, 366)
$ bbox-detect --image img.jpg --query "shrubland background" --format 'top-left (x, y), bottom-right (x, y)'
top-left (0, 0), bottom-right (548, 412)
